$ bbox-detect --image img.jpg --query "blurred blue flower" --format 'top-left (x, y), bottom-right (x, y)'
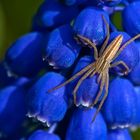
top-left (66, 107), bottom-right (107, 140)
top-left (122, 1), bottom-right (140, 37)
top-left (133, 86), bottom-right (140, 125)
top-left (65, 0), bottom-right (87, 5)
top-left (128, 41), bottom-right (140, 85)
top-left (0, 86), bottom-right (26, 135)
top-left (32, 0), bottom-right (79, 31)
top-left (107, 129), bottom-right (132, 140)
top-left (5, 32), bottom-right (45, 77)
top-left (99, 0), bottom-right (122, 6)
top-left (28, 129), bottom-right (60, 140)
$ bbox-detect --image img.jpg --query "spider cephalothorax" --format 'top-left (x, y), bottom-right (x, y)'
top-left (48, 16), bottom-right (140, 121)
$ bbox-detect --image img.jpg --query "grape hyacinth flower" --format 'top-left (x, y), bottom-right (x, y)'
top-left (28, 129), bottom-right (60, 140)
top-left (66, 107), bottom-right (107, 140)
top-left (128, 41), bottom-right (140, 85)
top-left (73, 7), bottom-right (109, 46)
top-left (1, 0), bottom-right (140, 139)
top-left (5, 32), bottom-right (45, 77)
top-left (133, 86), bottom-right (140, 125)
top-left (102, 78), bottom-right (137, 128)
top-left (109, 31), bottom-right (139, 74)
top-left (122, 1), bottom-right (140, 37)
top-left (97, 0), bottom-right (122, 7)
top-left (107, 129), bottom-right (132, 140)
top-left (45, 24), bottom-right (81, 69)
top-left (67, 56), bottom-right (100, 106)
top-left (27, 72), bottom-right (68, 126)
top-left (0, 86), bottom-right (26, 135)
top-left (32, 0), bottom-right (79, 31)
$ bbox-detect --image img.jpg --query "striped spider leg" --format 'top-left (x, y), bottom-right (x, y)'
top-left (48, 16), bottom-right (140, 122)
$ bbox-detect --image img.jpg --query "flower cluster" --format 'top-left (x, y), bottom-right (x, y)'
top-left (0, 0), bottom-right (140, 140)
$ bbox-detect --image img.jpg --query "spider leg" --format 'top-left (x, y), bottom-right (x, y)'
top-left (89, 70), bottom-right (96, 78)
top-left (73, 68), bottom-right (95, 105)
top-left (89, 72), bottom-right (105, 108)
top-left (92, 70), bottom-right (109, 122)
top-left (48, 62), bottom-right (95, 93)
top-left (113, 34), bottom-right (140, 61)
top-left (97, 73), bottom-right (102, 84)
top-left (99, 15), bottom-right (110, 56)
top-left (76, 34), bottom-right (98, 60)
top-left (111, 61), bottom-right (130, 75)
top-left (90, 71), bottom-right (101, 84)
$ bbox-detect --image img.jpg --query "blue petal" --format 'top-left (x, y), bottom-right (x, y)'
top-left (5, 32), bottom-right (45, 77)
top-left (27, 72), bottom-right (68, 126)
top-left (64, 0), bottom-right (88, 6)
top-left (32, 0), bottom-right (79, 31)
top-left (102, 77), bottom-right (137, 128)
top-left (97, 0), bottom-right (122, 6)
top-left (128, 41), bottom-right (140, 85)
top-left (66, 107), bottom-right (107, 140)
top-left (28, 130), bottom-right (60, 140)
top-left (67, 56), bottom-right (105, 107)
top-left (107, 129), bottom-right (132, 140)
top-left (12, 77), bottom-right (31, 89)
top-left (46, 24), bottom-right (81, 69)
top-left (122, 1), bottom-right (140, 37)
top-left (110, 31), bottom-right (139, 74)
top-left (0, 86), bottom-right (26, 135)
top-left (133, 86), bottom-right (140, 125)
top-left (127, 0), bottom-right (140, 2)
top-left (73, 7), bottom-right (109, 46)
top-left (0, 62), bottom-right (16, 87)
top-left (128, 61), bottom-right (140, 85)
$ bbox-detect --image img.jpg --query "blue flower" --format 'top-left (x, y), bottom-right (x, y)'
top-left (0, 86), bottom-right (26, 135)
top-left (109, 31), bottom-right (139, 74)
top-left (128, 62), bottom-right (140, 85)
top-left (5, 32), bottom-right (45, 77)
top-left (128, 41), bottom-right (140, 85)
top-left (28, 129), bottom-right (60, 140)
top-left (0, 62), bottom-right (15, 87)
top-left (133, 86), bottom-right (140, 125)
top-left (73, 7), bottom-right (109, 46)
top-left (64, 0), bottom-right (88, 6)
top-left (107, 129), bottom-right (132, 140)
top-left (27, 72), bottom-right (68, 126)
top-left (0, 61), bottom-right (31, 89)
top-left (128, 0), bottom-right (140, 2)
top-left (32, 0), bottom-right (79, 31)
top-left (66, 107), bottom-right (107, 140)
top-left (67, 56), bottom-right (101, 106)
top-left (64, 0), bottom-right (122, 7)
top-left (46, 24), bottom-right (81, 69)
top-left (97, 0), bottom-right (122, 7)
top-left (122, 1), bottom-right (140, 37)
top-left (102, 77), bottom-right (137, 128)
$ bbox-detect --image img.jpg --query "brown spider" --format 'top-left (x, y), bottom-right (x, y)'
top-left (48, 16), bottom-right (140, 122)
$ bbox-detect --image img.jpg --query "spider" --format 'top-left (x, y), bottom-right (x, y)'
top-left (48, 16), bottom-right (140, 122)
